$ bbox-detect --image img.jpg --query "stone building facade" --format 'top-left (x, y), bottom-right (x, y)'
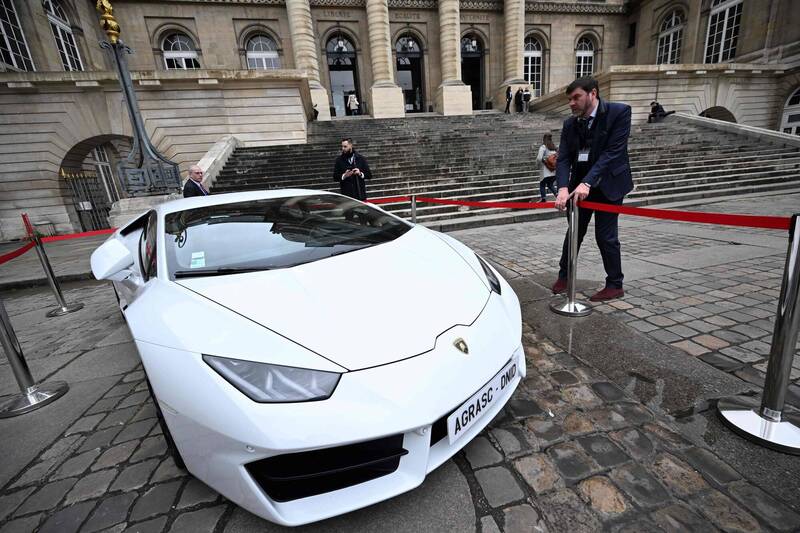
top-left (1, 0), bottom-right (799, 240)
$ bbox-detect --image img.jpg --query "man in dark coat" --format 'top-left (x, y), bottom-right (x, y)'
top-left (551, 77), bottom-right (633, 301)
top-left (183, 165), bottom-right (209, 198)
top-left (647, 101), bottom-right (674, 123)
top-left (333, 138), bottom-right (372, 200)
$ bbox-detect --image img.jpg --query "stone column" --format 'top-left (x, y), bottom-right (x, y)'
top-left (436, 0), bottom-right (472, 115)
top-left (366, 0), bottom-right (404, 118)
top-left (498, 0), bottom-right (526, 108)
top-left (286, 0), bottom-right (331, 120)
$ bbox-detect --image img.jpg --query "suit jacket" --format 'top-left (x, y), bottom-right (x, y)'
top-left (555, 99), bottom-right (633, 201)
top-left (183, 179), bottom-right (208, 198)
top-left (333, 151), bottom-right (372, 200)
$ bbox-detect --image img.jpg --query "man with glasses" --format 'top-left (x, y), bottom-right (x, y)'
top-left (183, 165), bottom-right (210, 198)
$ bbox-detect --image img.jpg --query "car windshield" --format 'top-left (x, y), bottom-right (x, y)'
top-left (163, 194), bottom-right (411, 279)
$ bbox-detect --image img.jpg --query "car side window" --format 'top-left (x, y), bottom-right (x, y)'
top-left (138, 211), bottom-right (158, 281)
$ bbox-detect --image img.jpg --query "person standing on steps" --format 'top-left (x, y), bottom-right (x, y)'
top-left (551, 76), bottom-right (633, 302)
top-left (514, 88), bottom-right (523, 113)
top-left (537, 133), bottom-right (558, 202)
top-left (333, 138), bottom-right (372, 200)
top-left (347, 92), bottom-right (360, 116)
top-left (523, 87), bottom-right (532, 113)
top-left (505, 86), bottom-right (512, 114)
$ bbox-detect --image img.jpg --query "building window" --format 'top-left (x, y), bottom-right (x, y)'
top-left (246, 34), bottom-right (280, 70)
top-left (705, 0), bottom-right (742, 63)
top-left (43, 0), bottom-right (83, 71)
top-left (163, 33), bottom-right (200, 70)
top-left (0, 0), bottom-right (34, 71)
top-left (781, 87), bottom-right (800, 136)
top-left (657, 9), bottom-right (684, 64)
top-left (575, 37), bottom-right (594, 79)
top-left (628, 23), bottom-right (636, 49)
top-left (523, 36), bottom-right (543, 97)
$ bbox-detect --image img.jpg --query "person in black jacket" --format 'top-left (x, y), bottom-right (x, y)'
top-left (551, 77), bottom-right (633, 301)
top-left (332, 138), bottom-right (372, 200)
top-left (647, 101), bottom-right (674, 123)
top-left (504, 86), bottom-right (512, 114)
top-left (182, 165), bottom-right (209, 198)
top-left (514, 88), bottom-right (523, 113)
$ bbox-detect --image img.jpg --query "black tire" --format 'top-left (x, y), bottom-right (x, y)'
top-left (145, 377), bottom-right (187, 470)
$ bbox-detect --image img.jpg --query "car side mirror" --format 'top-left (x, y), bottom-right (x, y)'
top-left (91, 238), bottom-right (135, 282)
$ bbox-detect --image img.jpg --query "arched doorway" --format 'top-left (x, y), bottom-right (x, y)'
top-left (461, 34), bottom-right (484, 110)
top-left (60, 135), bottom-right (131, 231)
top-left (699, 106), bottom-right (737, 123)
top-left (780, 87), bottom-right (800, 135)
top-left (326, 33), bottom-right (361, 117)
top-left (396, 34), bottom-right (424, 113)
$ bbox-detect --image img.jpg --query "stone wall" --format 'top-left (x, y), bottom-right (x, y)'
top-left (0, 70), bottom-right (312, 241)
top-left (532, 64), bottom-right (792, 128)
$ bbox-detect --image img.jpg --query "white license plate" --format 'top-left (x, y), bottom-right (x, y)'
top-left (447, 360), bottom-right (517, 445)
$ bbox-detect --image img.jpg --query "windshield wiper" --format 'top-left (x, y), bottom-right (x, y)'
top-left (173, 267), bottom-right (272, 279)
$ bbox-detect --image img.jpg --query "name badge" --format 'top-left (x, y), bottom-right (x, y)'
top-left (577, 149), bottom-right (590, 163)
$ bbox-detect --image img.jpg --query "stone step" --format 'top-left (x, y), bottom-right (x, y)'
top-left (216, 113), bottom-right (800, 230)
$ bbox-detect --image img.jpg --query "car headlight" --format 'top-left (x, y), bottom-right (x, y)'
top-left (475, 254), bottom-right (502, 294)
top-left (203, 355), bottom-right (341, 403)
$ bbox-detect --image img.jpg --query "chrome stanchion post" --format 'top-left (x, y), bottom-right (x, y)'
top-left (411, 194), bottom-right (417, 224)
top-left (550, 195), bottom-right (591, 317)
top-left (0, 297), bottom-right (69, 418)
top-left (22, 214), bottom-right (84, 317)
top-left (717, 213), bottom-right (800, 455)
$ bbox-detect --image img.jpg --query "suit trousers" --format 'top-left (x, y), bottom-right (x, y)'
top-left (558, 188), bottom-right (624, 289)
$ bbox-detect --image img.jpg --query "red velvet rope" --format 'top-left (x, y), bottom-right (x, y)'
top-left (0, 241), bottom-right (35, 266)
top-left (369, 196), bottom-right (792, 231)
top-left (2, 196), bottom-right (790, 267)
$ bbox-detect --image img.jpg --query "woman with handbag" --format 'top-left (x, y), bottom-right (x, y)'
top-left (537, 133), bottom-right (558, 202)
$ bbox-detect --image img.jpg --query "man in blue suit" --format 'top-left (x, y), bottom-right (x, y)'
top-left (551, 77), bottom-right (633, 301)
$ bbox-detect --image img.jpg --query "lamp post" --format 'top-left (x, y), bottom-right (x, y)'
top-left (95, 0), bottom-right (180, 196)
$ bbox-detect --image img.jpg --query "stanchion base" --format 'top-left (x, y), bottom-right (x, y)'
top-left (549, 296), bottom-right (592, 317)
top-left (46, 302), bottom-right (84, 317)
top-left (0, 381), bottom-right (69, 418)
top-left (717, 396), bottom-right (800, 455)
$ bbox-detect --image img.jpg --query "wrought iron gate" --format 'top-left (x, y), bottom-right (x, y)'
top-left (62, 170), bottom-right (111, 231)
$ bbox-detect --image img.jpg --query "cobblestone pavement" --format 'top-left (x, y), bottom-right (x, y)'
top-left (1, 280), bottom-right (798, 532)
top-left (1, 193), bottom-right (799, 532)
top-left (452, 193), bottom-right (800, 406)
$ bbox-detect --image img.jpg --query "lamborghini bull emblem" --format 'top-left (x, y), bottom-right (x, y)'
top-left (453, 338), bottom-right (469, 355)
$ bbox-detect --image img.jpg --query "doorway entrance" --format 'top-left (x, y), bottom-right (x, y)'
top-left (461, 34), bottom-right (484, 110)
top-left (327, 34), bottom-right (361, 117)
top-left (396, 35), bottom-right (424, 113)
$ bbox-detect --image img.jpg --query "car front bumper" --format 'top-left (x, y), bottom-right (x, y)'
top-left (139, 295), bottom-right (524, 526)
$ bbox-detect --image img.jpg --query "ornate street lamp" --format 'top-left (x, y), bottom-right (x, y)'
top-left (95, 0), bottom-right (180, 196)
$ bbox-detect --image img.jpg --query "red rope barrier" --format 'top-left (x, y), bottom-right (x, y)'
top-left (368, 195), bottom-right (792, 231)
top-left (1, 195), bottom-right (789, 268)
top-left (0, 226), bottom-right (115, 267)
top-left (579, 201), bottom-right (791, 231)
top-left (42, 228), bottom-right (116, 243)
top-left (0, 241), bottom-right (35, 266)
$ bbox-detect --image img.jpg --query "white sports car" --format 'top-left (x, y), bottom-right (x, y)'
top-left (90, 189), bottom-right (524, 526)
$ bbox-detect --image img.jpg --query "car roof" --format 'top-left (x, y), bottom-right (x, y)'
top-left (157, 189), bottom-right (340, 216)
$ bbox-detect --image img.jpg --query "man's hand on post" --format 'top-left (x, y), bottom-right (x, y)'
top-left (555, 187), bottom-right (570, 211)
top-left (572, 182), bottom-right (590, 202)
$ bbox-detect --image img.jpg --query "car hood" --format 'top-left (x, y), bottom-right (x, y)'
top-left (175, 227), bottom-right (490, 371)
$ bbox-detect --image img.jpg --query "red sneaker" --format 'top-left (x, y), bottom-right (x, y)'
top-left (589, 287), bottom-right (624, 301)
top-left (551, 278), bottom-right (568, 294)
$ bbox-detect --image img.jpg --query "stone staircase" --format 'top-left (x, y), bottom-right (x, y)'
top-left (211, 113), bottom-right (800, 231)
